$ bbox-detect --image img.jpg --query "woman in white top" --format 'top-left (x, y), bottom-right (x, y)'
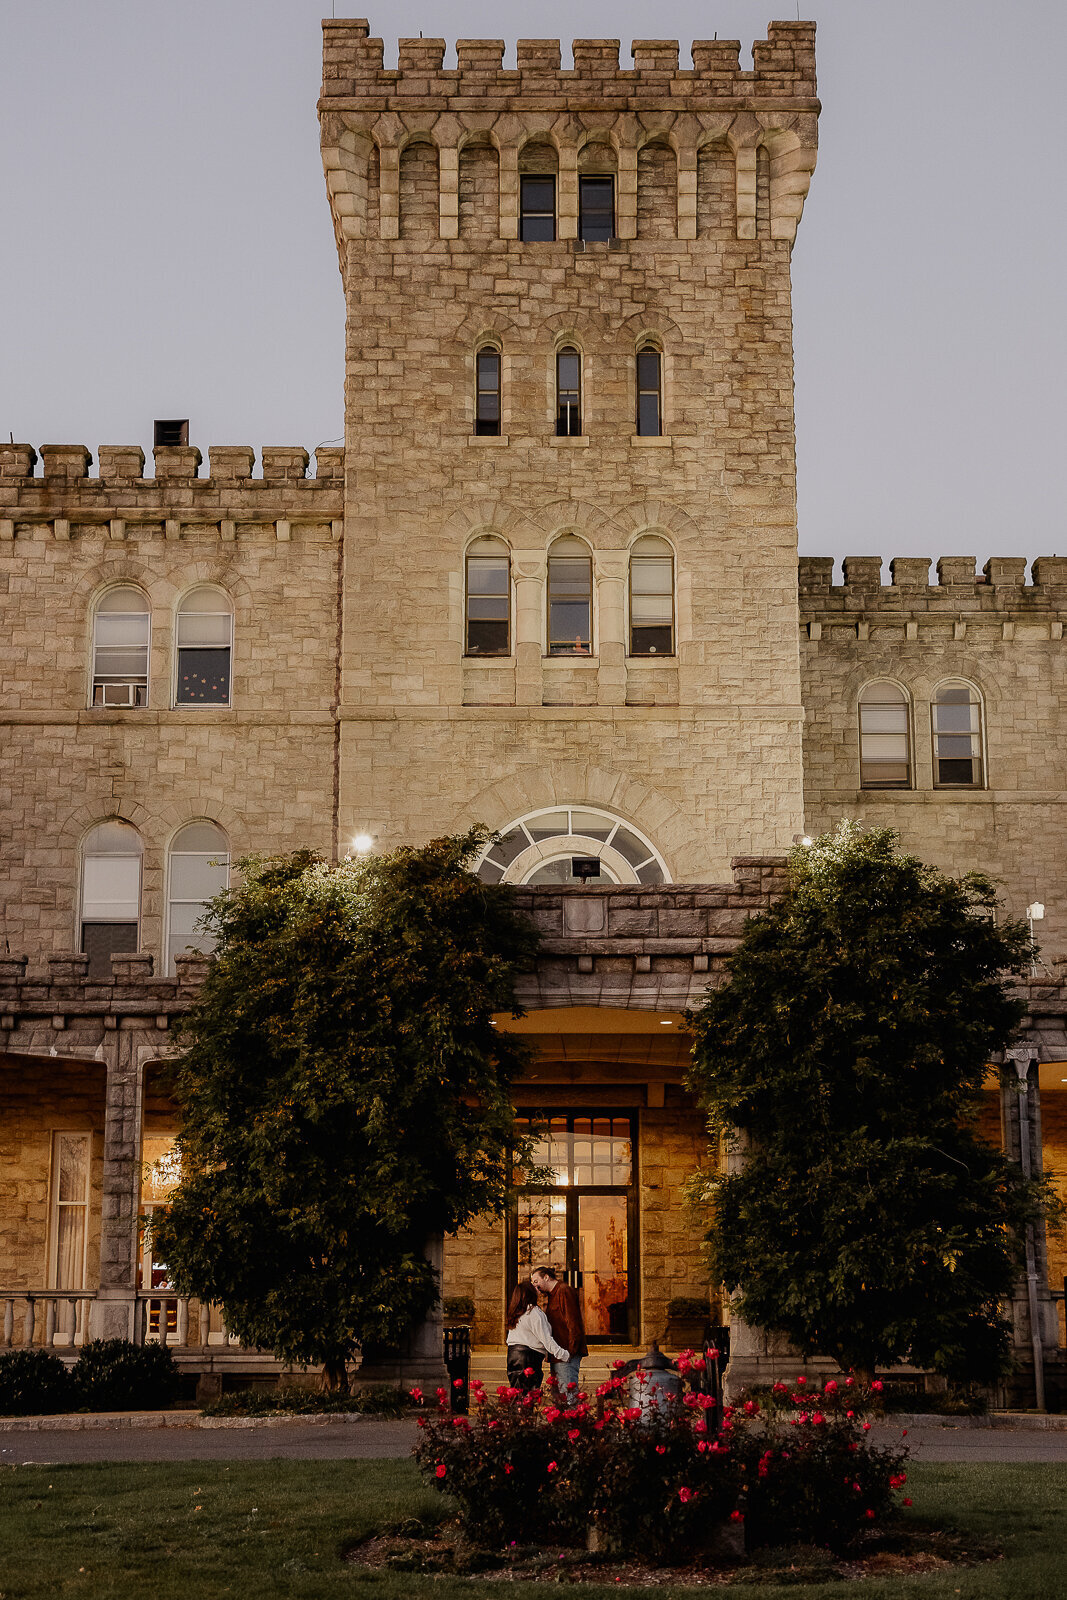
top-left (505, 1279), bottom-right (570, 1392)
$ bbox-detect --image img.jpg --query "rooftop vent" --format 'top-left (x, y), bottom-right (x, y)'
top-left (154, 419), bottom-right (189, 448)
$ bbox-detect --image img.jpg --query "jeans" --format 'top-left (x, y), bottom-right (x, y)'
top-left (551, 1356), bottom-right (582, 1395)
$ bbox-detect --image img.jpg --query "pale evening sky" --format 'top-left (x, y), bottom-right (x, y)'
top-left (2, 0), bottom-right (1064, 575)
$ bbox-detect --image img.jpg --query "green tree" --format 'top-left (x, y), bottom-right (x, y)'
top-left (153, 830), bottom-right (538, 1390)
top-left (687, 821), bottom-right (1059, 1382)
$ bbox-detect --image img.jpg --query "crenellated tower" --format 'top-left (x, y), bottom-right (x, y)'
top-left (318, 21), bottom-right (819, 883)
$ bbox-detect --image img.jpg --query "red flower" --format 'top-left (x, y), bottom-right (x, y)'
top-left (862, 1422), bottom-right (872, 1432)
top-left (408, 1387), bottom-right (423, 1401)
top-left (547, 1461), bottom-right (558, 1473)
top-left (453, 1378), bottom-right (465, 1389)
top-left (504, 1464), bottom-right (514, 1475)
top-left (655, 1444), bottom-right (666, 1454)
top-left (730, 1510), bottom-right (744, 1523)
top-left (435, 1464), bottom-right (447, 1479)
top-left (823, 1379), bottom-right (837, 1394)
top-left (870, 1380), bottom-right (883, 1392)
top-left (903, 1497), bottom-right (912, 1507)
top-left (568, 1429), bottom-right (580, 1441)
top-left (612, 1359), bottom-right (626, 1369)
top-left (796, 1376), bottom-right (807, 1386)
top-left (524, 1367), bottom-right (534, 1377)
top-left (865, 1509), bottom-right (876, 1520)
top-left (812, 1412), bottom-right (826, 1426)
top-left (678, 1487), bottom-right (694, 1503)
top-left (743, 1400), bottom-right (759, 1416)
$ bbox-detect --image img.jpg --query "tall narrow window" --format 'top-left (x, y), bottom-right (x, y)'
top-left (547, 537), bottom-right (593, 656)
top-left (636, 346), bottom-right (662, 436)
top-left (475, 347), bottom-right (501, 436)
top-left (50, 1132), bottom-right (90, 1292)
top-left (556, 347), bottom-right (582, 436)
top-left (932, 682), bottom-right (984, 787)
top-left (80, 821), bottom-right (142, 979)
top-left (858, 683), bottom-right (911, 789)
top-left (578, 176), bottom-right (614, 241)
top-left (629, 536), bottom-right (674, 655)
top-left (175, 588), bottom-right (232, 705)
top-left (166, 821), bottom-right (230, 974)
top-left (465, 538), bottom-right (510, 655)
top-left (520, 175), bottom-right (556, 241)
top-left (92, 587), bottom-right (149, 707)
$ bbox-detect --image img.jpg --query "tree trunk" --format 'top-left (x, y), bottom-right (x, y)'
top-left (322, 1356), bottom-right (350, 1395)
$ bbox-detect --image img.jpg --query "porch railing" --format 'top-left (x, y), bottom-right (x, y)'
top-left (1, 1292), bottom-right (95, 1349)
top-left (135, 1292), bottom-right (250, 1351)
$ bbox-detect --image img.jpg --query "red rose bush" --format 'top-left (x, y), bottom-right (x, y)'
top-left (412, 1363), bottom-right (907, 1561)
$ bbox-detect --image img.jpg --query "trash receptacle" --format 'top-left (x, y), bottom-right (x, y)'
top-left (443, 1324), bottom-right (471, 1413)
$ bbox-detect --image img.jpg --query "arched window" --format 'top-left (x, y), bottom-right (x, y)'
top-left (629, 536), bottom-right (674, 655)
top-left (80, 821), bottom-right (142, 979)
top-left (465, 537), bottom-right (510, 655)
top-left (556, 347), bottom-right (582, 436)
top-left (92, 587), bottom-right (149, 707)
top-left (475, 346), bottom-right (501, 437)
top-left (166, 821), bottom-right (230, 974)
top-left (475, 805), bottom-right (668, 886)
top-left (932, 681), bottom-right (984, 787)
top-left (518, 141), bottom-right (557, 241)
top-left (635, 346), bottom-right (662, 436)
top-left (578, 142), bottom-right (616, 241)
top-left (175, 588), bottom-right (233, 705)
top-left (858, 682), bottom-right (911, 789)
top-left (547, 536), bottom-right (593, 656)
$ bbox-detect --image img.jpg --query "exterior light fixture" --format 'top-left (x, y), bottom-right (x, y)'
top-left (352, 833), bottom-right (375, 854)
top-left (659, 1019), bottom-right (673, 1026)
top-left (1027, 902), bottom-right (1045, 921)
top-left (792, 833), bottom-right (813, 846)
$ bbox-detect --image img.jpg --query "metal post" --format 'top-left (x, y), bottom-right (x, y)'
top-left (1006, 1050), bottom-right (1046, 1412)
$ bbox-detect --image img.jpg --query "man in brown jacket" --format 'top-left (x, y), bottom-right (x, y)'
top-left (531, 1265), bottom-right (588, 1394)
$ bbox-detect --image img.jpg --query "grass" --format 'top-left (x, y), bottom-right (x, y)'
top-left (0, 1461), bottom-right (1065, 1599)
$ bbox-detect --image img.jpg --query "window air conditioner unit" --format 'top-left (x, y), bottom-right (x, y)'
top-left (99, 683), bottom-right (141, 707)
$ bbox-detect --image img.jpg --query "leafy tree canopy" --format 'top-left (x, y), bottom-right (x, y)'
top-left (153, 830), bottom-right (538, 1387)
top-left (686, 821), bottom-right (1058, 1382)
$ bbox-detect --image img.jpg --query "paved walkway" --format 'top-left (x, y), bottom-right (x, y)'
top-left (3, 1417), bottom-right (1067, 1466)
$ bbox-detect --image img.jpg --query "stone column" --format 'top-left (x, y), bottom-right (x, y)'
top-left (355, 1233), bottom-right (449, 1386)
top-left (513, 555), bottom-right (545, 706)
top-left (1002, 1051), bottom-right (1058, 1406)
top-left (596, 554), bottom-right (627, 705)
top-left (89, 1026), bottom-right (148, 1341)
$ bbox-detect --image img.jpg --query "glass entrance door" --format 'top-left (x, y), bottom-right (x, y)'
top-left (512, 1114), bottom-right (636, 1344)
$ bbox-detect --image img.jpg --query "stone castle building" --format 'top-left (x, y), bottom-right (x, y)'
top-left (1, 18), bottom-right (1064, 1399)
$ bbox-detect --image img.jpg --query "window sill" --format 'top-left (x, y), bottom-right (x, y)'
top-left (626, 655), bottom-right (676, 665)
top-left (544, 654), bottom-right (599, 665)
top-left (464, 654), bottom-right (513, 664)
top-left (549, 436), bottom-right (590, 448)
top-left (630, 435), bottom-right (673, 447)
top-left (467, 434), bottom-right (510, 447)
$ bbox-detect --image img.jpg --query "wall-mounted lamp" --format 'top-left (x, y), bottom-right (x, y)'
top-left (352, 833), bottom-right (375, 855)
top-left (792, 833), bottom-right (813, 847)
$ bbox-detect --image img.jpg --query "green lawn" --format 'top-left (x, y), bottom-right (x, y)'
top-left (0, 1460), bottom-right (1065, 1599)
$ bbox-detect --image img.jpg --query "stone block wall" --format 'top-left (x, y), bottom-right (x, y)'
top-left (320, 25), bottom-right (819, 883)
top-left (800, 557), bottom-right (1067, 960)
top-left (0, 445), bottom-right (342, 963)
top-left (639, 1101), bottom-right (712, 1340)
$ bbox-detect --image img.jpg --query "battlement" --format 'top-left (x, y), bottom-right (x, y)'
top-left (0, 443), bottom-right (344, 542)
top-left (801, 555), bottom-right (1067, 604)
top-left (320, 20), bottom-right (817, 103)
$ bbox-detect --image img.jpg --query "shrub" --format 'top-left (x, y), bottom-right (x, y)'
top-left (0, 1347), bottom-right (77, 1415)
top-left (202, 1382), bottom-right (413, 1418)
top-left (442, 1296), bottom-right (475, 1322)
top-left (729, 1376), bottom-right (909, 1551)
top-left (413, 1367), bottom-right (909, 1562)
top-left (73, 1339), bottom-right (180, 1411)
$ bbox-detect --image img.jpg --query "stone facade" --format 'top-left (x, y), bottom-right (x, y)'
top-left (0, 19), bottom-right (1064, 1393)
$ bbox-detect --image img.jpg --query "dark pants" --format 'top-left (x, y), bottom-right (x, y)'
top-left (506, 1344), bottom-right (544, 1392)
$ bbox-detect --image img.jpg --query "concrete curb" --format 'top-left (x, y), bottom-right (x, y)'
top-left (0, 1406), bottom-right (1063, 1432)
top-left (0, 1409), bottom-right (400, 1433)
